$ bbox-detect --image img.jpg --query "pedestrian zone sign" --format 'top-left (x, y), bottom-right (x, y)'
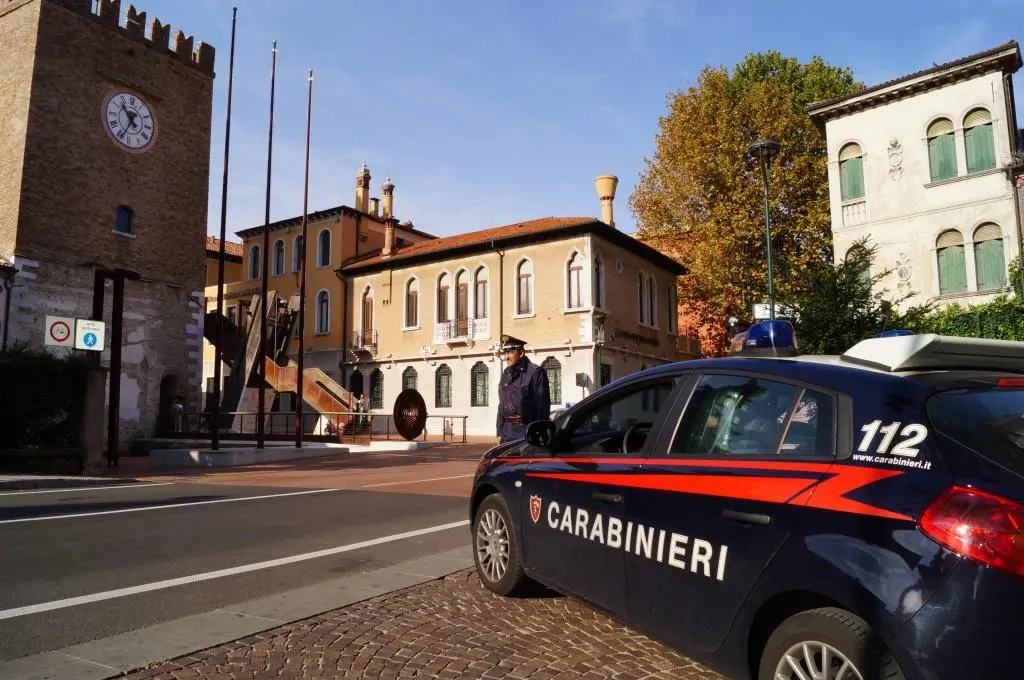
top-left (44, 316), bottom-right (75, 347)
top-left (74, 319), bottom-right (106, 351)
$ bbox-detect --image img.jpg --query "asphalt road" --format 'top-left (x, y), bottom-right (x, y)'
top-left (0, 480), bottom-right (470, 662)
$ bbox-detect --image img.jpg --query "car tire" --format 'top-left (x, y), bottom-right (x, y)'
top-left (759, 607), bottom-right (906, 680)
top-left (472, 493), bottom-right (530, 596)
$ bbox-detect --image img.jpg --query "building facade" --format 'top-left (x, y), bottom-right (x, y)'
top-left (338, 177), bottom-right (696, 438)
top-left (807, 41), bottom-right (1023, 310)
top-left (202, 165), bottom-right (433, 406)
top-left (0, 0), bottom-right (215, 449)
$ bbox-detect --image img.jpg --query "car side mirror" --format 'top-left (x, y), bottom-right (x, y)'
top-left (525, 419), bottom-right (556, 449)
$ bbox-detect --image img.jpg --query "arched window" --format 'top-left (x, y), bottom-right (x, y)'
top-left (317, 229), bottom-right (331, 267)
top-left (964, 108), bottom-right (996, 173)
top-left (369, 368), bottom-right (384, 409)
top-left (435, 364), bottom-right (452, 408)
top-left (115, 205), bottom-right (133, 234)
top-left (927, 118), bottom-right (957, 182)
top-left (471, 362), bottom-right (488, 407)
top-left (845, 244), bottom-right (872, 287)
top-left (838, 143), bottom-right (865, 201)
top-left (516, 260), bottom-right (533, 315)
top-left (402, 366), bottom-right (417, 392)
top-left (637, 272), bottom-right (646, 323)
top-left (541, 357), bottom-right (561, 405)
top-left (593, 257), bottom-right (604, 309)
top-left (566, 251), bottom-right (583, 309)
top-left (272, 239), bottom-right (285, 276)
top-left (315, 290), bottom-right (330, 333)
top-left (647, 275), bottom-right (656, 326)
top-left (666, 283), bottom-right (677, 333)
top-left (361, 287), bottom-right (374, 345)
top-left (249, 245), bottom-right (261, 280)
top-left (404, 278), bottom-right (419, 328)
top-left (936, 230), bottom-right (967, 295)
top-left (437, 273), bottom-right (450, 322)
top-left (474, 266), bottom-right (488, 318)
top-left (292, 235), bottom-right (303, 273)
top-left (974, 222), bottom-right (1006, 290)
top-left (455, 270), bottom-right (469, 336)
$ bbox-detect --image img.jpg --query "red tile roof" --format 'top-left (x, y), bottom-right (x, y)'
top-left (341, 216), bottom-right (687, 275)
top-left (206, 236), bottom-right (244, 258)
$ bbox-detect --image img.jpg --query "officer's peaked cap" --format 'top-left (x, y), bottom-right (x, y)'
top-left (500, 334), bottom-right (527, 350)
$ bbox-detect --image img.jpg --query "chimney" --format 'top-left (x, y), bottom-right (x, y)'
top-left (595, 175), bottom-right (618, 228)
top-left (369, 197), bottom-right (380, 216)
top-left (382, 177), bottom-right (395, 218)
top-left (355, 162), bottom-right (371, 213)
top-left (382, 217), bottom-right (397, 257)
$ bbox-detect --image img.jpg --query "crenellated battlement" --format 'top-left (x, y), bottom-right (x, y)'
top-left (37, 0), bottom-right (217, 76)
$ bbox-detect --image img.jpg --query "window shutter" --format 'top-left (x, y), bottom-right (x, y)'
top-left (936, 230), bottom-right (964, 248)
top-left (929, 133), bottom-right (958, 181)
top-left (937, 244), bottom-right (968, 295)
top-left (975, 238), bottom-right (1007, 290)
top-left (964, 108), bottom-right (992, 128)
top-left (975, 223), bottom-right (1002, 242)
top-left (965, 123), bottom-right (997, 173)
top-left (927, 118), bottom-right (954, 137)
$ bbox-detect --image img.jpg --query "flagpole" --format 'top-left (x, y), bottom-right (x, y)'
top-left (211, 6), bottom-right (237, 452)
top-left (258, 40), bottom-right (277, 449)
top-left (296, 67), bottom-right (313, 448)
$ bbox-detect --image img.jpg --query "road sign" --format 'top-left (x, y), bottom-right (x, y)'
top-left (44, 316), bottom-right (75, 347)
top-left (75, 319), bottom-right (106, 351)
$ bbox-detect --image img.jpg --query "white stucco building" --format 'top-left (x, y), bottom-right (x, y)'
top-left (807, 41), bottom-right (1024, 309)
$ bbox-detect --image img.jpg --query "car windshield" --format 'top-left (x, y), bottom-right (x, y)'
top-left (927, 387), bottom-right (1024, 476)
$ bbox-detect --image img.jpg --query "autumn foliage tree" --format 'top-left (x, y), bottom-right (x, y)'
top-left (631, 52), bottom-right (862, 354)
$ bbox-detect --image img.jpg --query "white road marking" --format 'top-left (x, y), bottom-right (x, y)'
top-left (0, 488), bottom-right (340, 525)
top-left (361, 474), bottom-right (474, 488)
top-left (0, 519), bottom-right (470, 620)
top-left (0, 482), bottom-right (174, 497)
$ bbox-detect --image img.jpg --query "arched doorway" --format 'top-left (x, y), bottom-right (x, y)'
top-left (348, 369), bottom-right (364, 399)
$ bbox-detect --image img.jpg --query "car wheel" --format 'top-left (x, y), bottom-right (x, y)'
top-left (473, 493), bottom-right (529, 596)
top-left (759, 607), bottom-right (906, 680)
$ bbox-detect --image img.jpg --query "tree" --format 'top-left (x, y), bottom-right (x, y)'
top-left (631, 52), bottom-right (862, 354)
top-left (781, 237), bottom-right (934, 355)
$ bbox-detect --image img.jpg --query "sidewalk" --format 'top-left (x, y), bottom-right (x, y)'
top-left (0, 474), bottom-right (139, 492)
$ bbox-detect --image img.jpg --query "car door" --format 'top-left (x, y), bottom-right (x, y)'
top-left (521, 375), bottom-right (680, 619)
top-left (625, 371), bottom-right (841, 654)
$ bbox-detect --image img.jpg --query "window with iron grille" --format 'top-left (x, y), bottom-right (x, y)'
top-left (541, 357), bottom-right (561, 404)
top-left (435, 364), bottom-right (452, 408)
top-left (471, 362), bottom-right (488, 407)
top-left (370, 368), bottom-right (384, 409)
top-left (402, 366), bottom-right (417, 392)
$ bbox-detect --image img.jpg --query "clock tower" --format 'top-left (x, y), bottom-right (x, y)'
top-left (0, 0), bottom-right (216, 452)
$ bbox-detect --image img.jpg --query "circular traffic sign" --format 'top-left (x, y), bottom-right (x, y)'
top-left (49, 320), bottom-right (71, 343)
top-left (82, 332), bottom-right (98, 348)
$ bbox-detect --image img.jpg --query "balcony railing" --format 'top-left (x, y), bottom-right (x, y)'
top-left (433, 317), bottom-right (489, 344)
top-left (676, 334), bottom-right (702, 357)
top-left (351, 329), bottom-right (377, 349)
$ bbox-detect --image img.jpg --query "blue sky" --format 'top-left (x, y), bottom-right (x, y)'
top-left (133, 0), bottom-right (1024, 240)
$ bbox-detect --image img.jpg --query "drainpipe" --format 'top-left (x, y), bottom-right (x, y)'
top-left (1, 266), bottom-right (14, 352)
top-left (1003, 73), bottom-right (1024, 295)
top-left (493, 242), bottom-right (504, 345)
top-left (336, 269), bottom-right (348, 392)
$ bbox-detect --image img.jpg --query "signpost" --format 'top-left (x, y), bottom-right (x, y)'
top-left (44, 316), bottom-right (75, 347)
top-left (74, 319), bottom-right (106, 351)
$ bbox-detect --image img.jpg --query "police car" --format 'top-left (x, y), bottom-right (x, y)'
top-left (468, 320), bottom-right (1024, 680)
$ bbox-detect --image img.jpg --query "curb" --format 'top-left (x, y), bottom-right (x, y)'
top-left (0, 476), bottom-right (140, 491)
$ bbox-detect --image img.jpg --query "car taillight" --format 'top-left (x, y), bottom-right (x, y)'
top-left (920, 485), bottom-right (1024, 577)
top-left (997, 378), bottom-right (1024, 388)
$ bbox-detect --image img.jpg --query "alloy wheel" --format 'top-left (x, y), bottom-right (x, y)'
top-left (774, 640), bottom-right (865, 680)
top-left (475, 507), bottom-right (510, 583)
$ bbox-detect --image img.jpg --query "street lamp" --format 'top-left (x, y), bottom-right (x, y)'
top-left (746, 139), bottom-right (781, 320)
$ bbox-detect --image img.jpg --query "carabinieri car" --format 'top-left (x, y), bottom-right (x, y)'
top-left (468, 321), bottom-right (1024, 680)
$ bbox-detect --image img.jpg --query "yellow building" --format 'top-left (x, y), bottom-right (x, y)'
top-left (338, 176), bottom-right (698, 437)
top-left (202, 165), bottom-right (433, 407)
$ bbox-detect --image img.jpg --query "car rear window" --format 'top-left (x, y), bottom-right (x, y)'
top-left (927, 387), bottom-right (1024, 476)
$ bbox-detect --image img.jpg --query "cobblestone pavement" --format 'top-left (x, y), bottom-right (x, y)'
top-left (123, 569), bottom-right (729, 680)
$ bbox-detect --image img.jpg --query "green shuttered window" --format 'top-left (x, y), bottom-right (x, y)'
top-left (964, 108), bottom-right (996, 174)
top-left (839, 143), bottom-right (865, 201)
top-left (974, 223), bottom-right (1006, 290)
top-left (937, 230), bottom-right (967, 295)
top-left (928, 119), bottom-right (957, 182)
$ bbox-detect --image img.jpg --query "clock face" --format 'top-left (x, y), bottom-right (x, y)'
top-left (103, 91), bottom-right (156, 152)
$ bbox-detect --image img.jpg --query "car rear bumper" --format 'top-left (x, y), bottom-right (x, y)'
top-left (897, 559), bottom-right (1024, 680)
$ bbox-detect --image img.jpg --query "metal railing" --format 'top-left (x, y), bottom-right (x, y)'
top-left (351, 329), bottom-right (377, 349)
top-left (163, 410), bottom-right (468, 444)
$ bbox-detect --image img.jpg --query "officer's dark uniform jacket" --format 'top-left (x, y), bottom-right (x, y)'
top-left (497, 354), bottom-right (551, 443)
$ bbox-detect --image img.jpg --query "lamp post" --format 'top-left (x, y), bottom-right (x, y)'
top-left (746, 139), bottom-right (781, 320)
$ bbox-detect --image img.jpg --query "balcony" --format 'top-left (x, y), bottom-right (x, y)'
top-left (434, 317), bottom-right (489, 344)
top-left (842, 200), bottom-right (867, 227)
top-left (351, 329), bottom-right (377, 351)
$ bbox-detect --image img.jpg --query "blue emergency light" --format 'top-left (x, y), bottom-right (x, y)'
top-left (874, 329), bottom-right (913, 338)
top-left (729, 319), bottom-right (799, 357)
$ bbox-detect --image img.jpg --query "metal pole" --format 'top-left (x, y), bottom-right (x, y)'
top-left (296, 68), bottom-right (313, 448)
top-left (761, 156), bottom-right (775, 320)
top-left (258, 40), bottom-right (277, 449)
top-left (107, 272), bottom-right (125, 467)
top-left (211, 6), bottom-right (238, 451)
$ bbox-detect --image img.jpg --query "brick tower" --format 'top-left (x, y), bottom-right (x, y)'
top-left (0, 0), bottom-right (216, 452)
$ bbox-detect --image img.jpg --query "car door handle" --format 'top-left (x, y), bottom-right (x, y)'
top-left (592, 492), bottom-right (623, 504)
top-left (722, 509), bottom-right (772, 525)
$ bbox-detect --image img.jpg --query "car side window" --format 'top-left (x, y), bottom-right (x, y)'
top-left (559, 381), bottom-right (676, 456)
top-left (670, 374), bottom-right (835, 457)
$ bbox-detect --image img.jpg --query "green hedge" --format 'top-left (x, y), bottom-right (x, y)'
top-left (0, 344), bottom-right (91, 448)
top-left (911, 294), bottom-right (1024, 341)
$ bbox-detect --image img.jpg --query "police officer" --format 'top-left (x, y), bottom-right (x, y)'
top-left (496, 334), bottom-right (551, 443)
